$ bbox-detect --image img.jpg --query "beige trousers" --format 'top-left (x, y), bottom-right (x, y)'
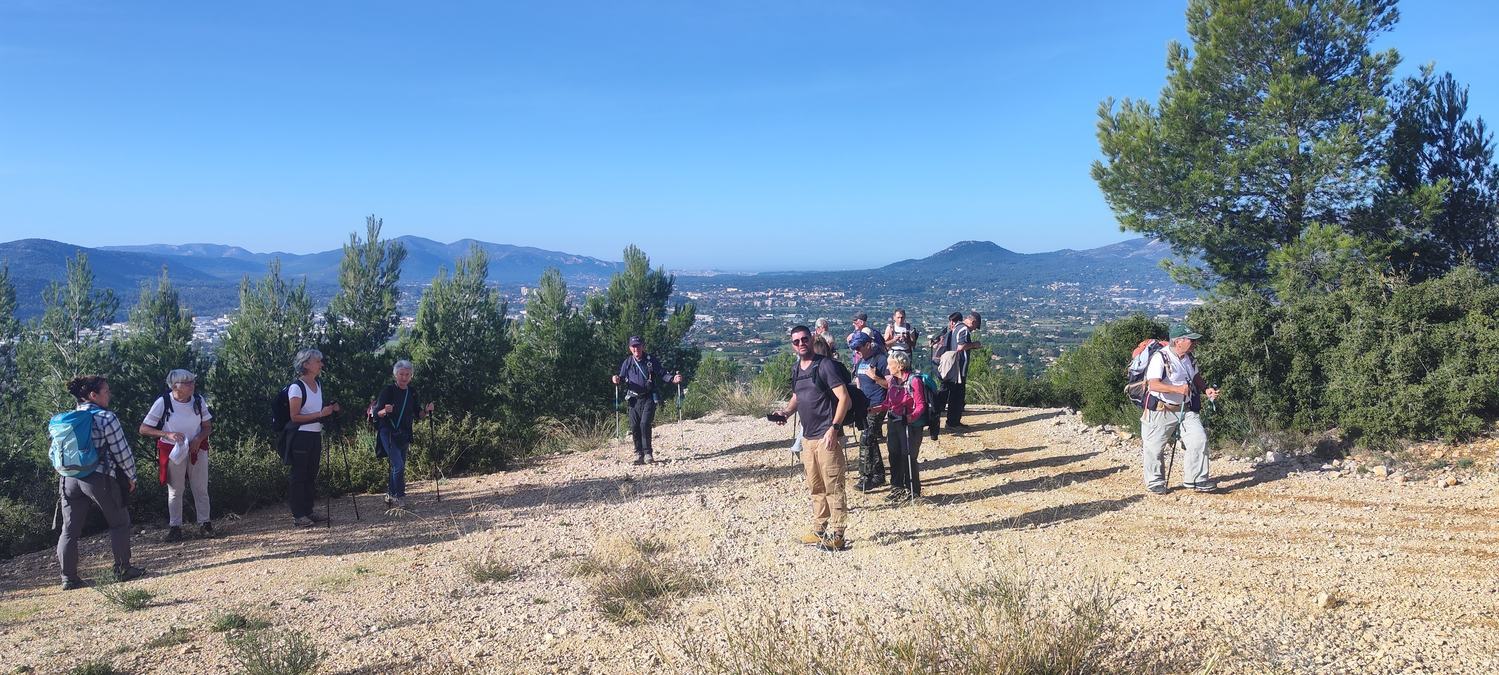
top-left (800, 434), bottom-right (848, 533)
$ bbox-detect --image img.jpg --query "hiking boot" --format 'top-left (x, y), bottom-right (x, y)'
top-left (163, 526), bottom-right (183, 543)
top-left (1185, 481), bottom-right (1219, 493)
top-left (885, 488), bottom-right (909, 502)
top-left (113, 565), bottom-right (147, 582)
top-left (61, 577), bottom-right (87, 591)
top-left (308, 512), bottom-right (326, 523)
top-left (1146, 484), bottom-right (1169, 495)
top-left (383, 494), bottom-right (395, 506)
top-left (390, 496), bottom-right (405, 508)
top-left (632, 456), bottom-right (646, 466)
top-left (293, 516), bottom-right (315, 528)
top-left (645, 453), bottom-right (655, 464)
top-left (819, 531), bottom-right (846, 551)
top-left (199, 521), bottom-right (214, 536)
top-left (798, 530), bottom-right (826, 546)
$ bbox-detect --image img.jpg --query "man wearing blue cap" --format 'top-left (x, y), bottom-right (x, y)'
top-left (612, 336), bottom-right (681, 465)
top-left (1142, 323), bottom-right (1221, 494)
top-left (849, 331), bottom-right (889, 491)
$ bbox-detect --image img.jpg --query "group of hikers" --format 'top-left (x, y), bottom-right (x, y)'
top-left (46, 350), bottom-right (433, 589)
top-left (764, 310), bottom-right (1220, 552)
top-left (46, 309), bottom-right (1220, 584)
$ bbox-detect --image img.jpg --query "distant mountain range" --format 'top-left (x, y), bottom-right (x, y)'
top-left (0, 236), bottom-right (1188, 320)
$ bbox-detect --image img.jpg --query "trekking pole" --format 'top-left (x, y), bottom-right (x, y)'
top-left (340, 433), bottom-right (360, 521)
top-left (429, 414), bottom-right (441, 503)
top-left (614, 385), bottom-right (623, 441)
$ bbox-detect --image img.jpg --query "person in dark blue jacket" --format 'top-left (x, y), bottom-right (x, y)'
top-left (611, 336), bottom-right (681, 465)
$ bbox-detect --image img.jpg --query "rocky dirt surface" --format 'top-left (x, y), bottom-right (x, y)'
top-left (3, 406), bottom-right (1497, 674)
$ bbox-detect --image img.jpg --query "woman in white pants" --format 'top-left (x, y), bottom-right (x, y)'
top-left (139, 369), bottom-right (214, 541)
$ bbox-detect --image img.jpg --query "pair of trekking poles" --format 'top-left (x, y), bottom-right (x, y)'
top-left (1160, 383), bottom-right (1218, 484)
top-left (613, 382), bottom-right (685, 444)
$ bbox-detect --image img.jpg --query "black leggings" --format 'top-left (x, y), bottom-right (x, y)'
top-left (288, 431), bottom-right (322, 518)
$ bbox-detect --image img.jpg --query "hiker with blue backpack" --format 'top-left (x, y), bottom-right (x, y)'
top-left (1134, 323), bottom-right (1220, 494)
top-left (52, 375), bottom-right (146, 589)
top-left (138, 369), bottom-right (214, 542)
top-left (371, 360), bottom-right (435, 508)
top-left (877, 352), bottom-right (935, 503)
top-left (283, 348), bottom-right (340, 527)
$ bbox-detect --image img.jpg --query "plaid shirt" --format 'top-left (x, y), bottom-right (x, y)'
top-left (78, 403), bottom-right (136, 483)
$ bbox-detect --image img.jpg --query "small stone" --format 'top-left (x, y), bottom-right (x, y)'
top-left (1316, 591), bottom-right (1336, 609)
top-left (1439, 476), bottom-right (1459, 488)
top-left (1372, 465), bottom-right (1389, 478)
top-left (1265, 451), bottom-right (1284, 463)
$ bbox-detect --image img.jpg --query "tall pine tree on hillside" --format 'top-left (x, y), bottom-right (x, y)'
top-left (1372, 68), bottom-right (1499, 280)
top-left (208, 260), bottom-right (317, 446)
top-left (586, 245), bottom-right (699, 384)
top-left (506, 268), bottom-right (606, 421)
top-left (321, 215), bottom-right (407, 412)
top-left (17, 252), bottom-right (120, 416)
top-left (113, 268), bottom-right (202, 451)
top-left (402, 244), bottom-right (511, 417)
top-left (1093, 0), bottom-right (1400, 290)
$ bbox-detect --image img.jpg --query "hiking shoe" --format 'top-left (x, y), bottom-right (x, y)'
top-left (645, 453), bottom-right (655, 464)
top-left (113, 565), bottom-right (147, 583)
top-left (885, 488), bottom-right (909, 502)
top-left (293, 516), bottom-right (315, 528)
top-left (383, 494), bottom-right (395, 506)
top-left (1146, 484), bottom-right (1169, 495)
top-left (390, 496), bottom-right (405, 508)
top-left (819, 531), bottom-right (847, 551)
top-left (163, 526), bottom-right (183, 543)
top-left (61, 577), bottom-right (87, 591)
top-left (199, 521), bottom-right (214, 536)
top-left (308, 512), bottom-right (327, 523)
top-left (632, 456), bottom-right (646, 466)
top-left (1185, 481), bottom-right (1219, 493)
top-left (798, 531), bottom-right (826, 546)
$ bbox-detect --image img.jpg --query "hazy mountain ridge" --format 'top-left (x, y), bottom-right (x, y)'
top-left (2, 236), bottom-right (1187, 320)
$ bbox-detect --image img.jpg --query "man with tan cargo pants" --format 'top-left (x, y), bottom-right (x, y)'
top-left (771, 324), bottom-right (852, 551)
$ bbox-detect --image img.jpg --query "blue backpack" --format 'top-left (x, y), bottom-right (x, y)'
top-left (49, 409), bottom-right (102, 478)
top-left (910, 371), bottom-right (941, 430)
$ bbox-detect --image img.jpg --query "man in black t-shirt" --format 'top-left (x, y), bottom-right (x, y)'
top-left (771, 325), bottom-right (852, 551)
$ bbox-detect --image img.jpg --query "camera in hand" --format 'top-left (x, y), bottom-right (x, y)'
top-left (766, 412), bottom-right (787, 423)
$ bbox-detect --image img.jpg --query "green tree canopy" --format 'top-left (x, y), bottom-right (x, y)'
top-left (506, 268), bottom-right (607, 421)
top-left (321, 215), bottom-right (407, 410)
top-left (1093, 0), bottom-right (1400, 289)
top-left (113, 268), bottom-right (201, 446)
top-left (403, 244), bottom-right (511, 417)
top-left (586, 245), bottom-right (699, 380)
top-left (208, 260), bottom-right (317, 446)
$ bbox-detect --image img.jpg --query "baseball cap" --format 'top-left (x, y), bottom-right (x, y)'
top-left (628, 336), bottom-right (644, 347)
top-left (1169, 323), bottom-right (1203, 340)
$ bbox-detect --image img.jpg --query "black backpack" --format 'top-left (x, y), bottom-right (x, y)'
top-left (790, 356), bottom-right (869, 430)
top-left (151, 391), bottom-right (207, 430)
top-left (930, 327), bottom-right (952, 367)
top-left (270, 380), bottom-right (309, 461)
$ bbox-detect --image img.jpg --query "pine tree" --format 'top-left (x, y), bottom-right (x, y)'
top-left (321, 215), bottom-right (407, 414)
top-left (18, 252), bottom-right (120, 415)
top-left (506, 268), bottom-right (605, 421)
top-left (113, 268), bottom-right (201, 450)
top-left (403, 244), bottom-right (511, 417)
top-left (586, 245), bottom-right (699, 384)
top-left (208, 260), bottom-right (317, 446)
top-left (1093, 0), bottom-right (1400, 289)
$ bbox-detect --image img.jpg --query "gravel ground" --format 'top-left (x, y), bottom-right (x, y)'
top-left (2, 406), bottom-right (1497, 674)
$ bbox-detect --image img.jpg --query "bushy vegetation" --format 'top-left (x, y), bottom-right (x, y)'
top-left (0, 222), bottom-right (699, 558)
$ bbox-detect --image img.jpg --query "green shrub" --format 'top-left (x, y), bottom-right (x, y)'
top-left (228, 628), bottom-right (324, 675)
top-left (749, 350), bottom-right (798, 403)
top-left (207, 443), bottom-right (291, 515)
top-left (210, 610), bottom-right (270, 633)
top-left (65, 659), bottom-right (119, 675)
top-left (93, 578), bottom-right (154, 611)
top-left (1048, 315), bottom-right (1167, 431)
top-left (0, 495), bottom-right (50, 559)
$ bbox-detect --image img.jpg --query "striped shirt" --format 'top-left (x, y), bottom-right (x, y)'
top-left (78, 403), bottom-right (136, 483)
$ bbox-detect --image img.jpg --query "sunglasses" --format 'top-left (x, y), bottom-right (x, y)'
top-left (790, 337), bottom-right (812, 345)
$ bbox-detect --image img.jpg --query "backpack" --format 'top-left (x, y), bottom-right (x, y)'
top-left (930, 327), bottom-right (952, 366)
top-left (151, 392), bottom-right (206, 431)
top-left (789, 356), bottom-right (869, 430)
top-left (909, 371), bottom-right (940, 430)
top-left (1123, 339), bottom-right (1170, 409)
top-left (48, 409), bottom-right (102, 478)
top-left (270, 380), bottom-right (308, 460)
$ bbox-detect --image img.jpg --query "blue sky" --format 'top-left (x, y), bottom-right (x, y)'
top-left (2, 1), bottom-right (1496, 271)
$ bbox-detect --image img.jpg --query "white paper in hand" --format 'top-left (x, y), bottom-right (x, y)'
top-left (169, 439), bottom-right (190, 465)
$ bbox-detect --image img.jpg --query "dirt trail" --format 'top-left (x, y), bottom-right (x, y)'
top-left (2, 406), bottom-right (1497, 673)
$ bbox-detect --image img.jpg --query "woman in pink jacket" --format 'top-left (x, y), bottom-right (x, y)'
top-left (880, 352), bottom-right (928, 503)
